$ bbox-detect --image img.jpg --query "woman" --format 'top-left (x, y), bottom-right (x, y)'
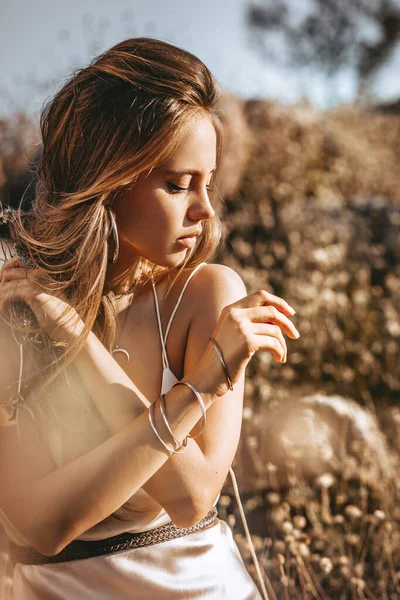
top-left (0, 38), bottom-right (299, 599)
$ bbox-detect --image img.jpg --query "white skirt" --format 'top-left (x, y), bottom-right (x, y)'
top-left (13, 519), bottom-right (261, 600)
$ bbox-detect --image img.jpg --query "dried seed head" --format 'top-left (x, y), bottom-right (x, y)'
top-left (282, 521), bottom-right (294, 534)
top-left (265, 492), bottom-right (280, 505)
top-left (298, 542), bottom-right (310, 557)
top-left (293, 515), bottom-right (307, 529)
top-left (333, 514), bottom-right (345, 526)
top-left (345, 505), bottom-right (363, 521)
top-left (345, 533), bottom-right (360, 547)
top-left (340, 565), bottom-right (352, 579)
top-left (245, 497), bottom-right (261, 511)
top-left (374, 509), bottom-right (386, 521)
top-left (351, 577), bottom-right (365, 591)
top-left (277, 553), bottom-right (285, 566)
top-left (320, 557), bottom-right (333, 574)
top-left (247, 435), bottom-right (258, 449)
top-left (316, 473), bottom-right (336, 488)
top-left (274, 540), bottom-right (286, 554)
top-left (292, 528), bottom-right (301, 539)
top-left (287, 541), bottom-right (297, 555)
top-left (219, 495), bottom-right (231, 507)
top-left (354, 563), bottom-right (364, 578)
top-left (227, 514), bottom-right (236, 528)
top-left (281, 575), bottom-right (290, 587)
top-left (242, 407), bottom-right (253, 420)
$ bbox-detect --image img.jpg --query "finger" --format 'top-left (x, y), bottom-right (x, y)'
top-left (251, 323), bottom-right (287, 362)
top-left (245, 305), bottom-right (300, 339)
top-left (0, 256), bottom-right (24, 282)
top-left (1, 256), bottom-right (20, 270)
top-left (0, 280), bottom-right (31, 314)
top-left (0, 256), bottom-right (19, 280)
top-left (231, 289), bottom-right (296, 316)
top-left (0, 266), bottom-right (29, 283)
top-left (251, 333), bottom-right (286, 363)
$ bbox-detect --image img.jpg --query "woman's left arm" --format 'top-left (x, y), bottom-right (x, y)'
top-left (142, 264), bottom-right (248, 526)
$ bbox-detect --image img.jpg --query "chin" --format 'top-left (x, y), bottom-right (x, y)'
top-left (156, 249), bottom-right (191, 269)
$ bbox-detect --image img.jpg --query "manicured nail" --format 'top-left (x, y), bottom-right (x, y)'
top-left (288, 306), bottom-right (296, 315)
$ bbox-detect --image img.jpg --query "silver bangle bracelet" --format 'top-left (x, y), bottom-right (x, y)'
top-left (209, 337), bottom-right (234, 391)
top-left (172, 381), bottom-right (206, 439)
top-left (159, 394), bottom-right (188, 451)
top-left (148, 400), bottom-right (186, 455)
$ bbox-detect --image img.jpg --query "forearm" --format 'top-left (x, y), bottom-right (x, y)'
top-left (3, 382), bottom-right (215, 555)
top-left (142, 437), bottom-right (219, 525)
top-left (73, 330), bottom-right (150, 431)
top-left (72, 329), bottom-right (220, 512)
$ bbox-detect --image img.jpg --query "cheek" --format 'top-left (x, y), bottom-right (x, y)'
top-left (127, 193), bottom-right (180, 241)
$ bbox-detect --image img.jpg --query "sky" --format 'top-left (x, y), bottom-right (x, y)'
top-left (1, 0), bottom-right (400, 117)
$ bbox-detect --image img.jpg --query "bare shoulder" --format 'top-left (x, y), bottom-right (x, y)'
top-left (182, 264), bottom-right (247, 378)
top-left (187, 263), bottom-right (247, 314)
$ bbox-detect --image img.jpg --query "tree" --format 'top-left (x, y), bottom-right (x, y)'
top-left (247, 0), bottom-right (400, 93)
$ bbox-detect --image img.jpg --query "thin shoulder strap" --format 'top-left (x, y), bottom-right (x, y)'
top-left (164, 262), bottom-right (207, 347)
top-left (152, 282), bottom-right (169, 370)
top-left (229, 467), bottom-right (271, 599)
top-left (152, 263), bottom-right (207, 370)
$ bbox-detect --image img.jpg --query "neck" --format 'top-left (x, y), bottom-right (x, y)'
top-left (105, 254), bottom-right (144, 297)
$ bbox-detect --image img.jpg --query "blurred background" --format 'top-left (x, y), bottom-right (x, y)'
top-left (1, 1), bottom-right (400, 598)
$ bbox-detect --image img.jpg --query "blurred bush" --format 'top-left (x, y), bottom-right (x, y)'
top-left (216, 96), bottom-right (400, 412)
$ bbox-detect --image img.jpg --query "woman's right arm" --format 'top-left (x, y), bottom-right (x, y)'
top-left (0, 329), bottom-right (217, 556)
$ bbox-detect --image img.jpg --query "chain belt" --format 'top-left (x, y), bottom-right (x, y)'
top-left (10, 507), bottom-right (218, 566)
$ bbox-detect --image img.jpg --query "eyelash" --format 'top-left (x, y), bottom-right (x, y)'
top-left (167, 182), bottom-right (214, 194)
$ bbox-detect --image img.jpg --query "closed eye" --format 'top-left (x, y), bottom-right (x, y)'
top-left (167, 182), bottom-right (214, 194)
top-left (167, 182), bottom-right (188, 194)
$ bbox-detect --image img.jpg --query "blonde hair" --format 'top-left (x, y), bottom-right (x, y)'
top-left (3, 37), bottom-right (223, 397)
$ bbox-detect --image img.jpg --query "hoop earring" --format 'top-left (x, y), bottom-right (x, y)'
top-left (106, 207), bottom-right (119, 264)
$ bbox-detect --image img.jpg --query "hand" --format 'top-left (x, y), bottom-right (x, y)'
top-left (0, 256), bottom-right (84, 344)
top-left (195, 289), bottom-right (300, 396)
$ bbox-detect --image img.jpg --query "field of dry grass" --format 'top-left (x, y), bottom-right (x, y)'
top-left (1, 98), bottom-right (400, 598)
top-left (216, 97), bottom-right (400, 599)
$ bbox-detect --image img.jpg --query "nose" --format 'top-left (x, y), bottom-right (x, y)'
top-left (187, 187), bottom-right (215, 222)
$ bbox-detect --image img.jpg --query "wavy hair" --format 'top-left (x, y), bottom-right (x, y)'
top-left (2, 37), bottom-right (223, 399)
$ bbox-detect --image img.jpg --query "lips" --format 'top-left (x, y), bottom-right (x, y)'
top-left (176, 231), bottom-right (202, 249)
top-left (177, 229), bottom-right (202, 240)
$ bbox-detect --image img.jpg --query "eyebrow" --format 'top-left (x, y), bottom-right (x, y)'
top-left (163, 168), bottom-right (216, 176)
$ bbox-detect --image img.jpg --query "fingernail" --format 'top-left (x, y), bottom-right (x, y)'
top-left (288, 306), bottom-right (296, 315)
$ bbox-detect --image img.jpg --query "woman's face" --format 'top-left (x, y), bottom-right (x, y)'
top-left (113, 114), bottom-right (217, 268)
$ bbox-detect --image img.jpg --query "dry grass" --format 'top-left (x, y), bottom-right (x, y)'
top-left (1, 100), bottom-right (400, 598)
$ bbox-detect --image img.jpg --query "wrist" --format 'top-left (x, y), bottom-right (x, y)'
top-left (184, 360), bottom-right (230, 402)
top-left (53, 315), bottom-right (85, 345)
